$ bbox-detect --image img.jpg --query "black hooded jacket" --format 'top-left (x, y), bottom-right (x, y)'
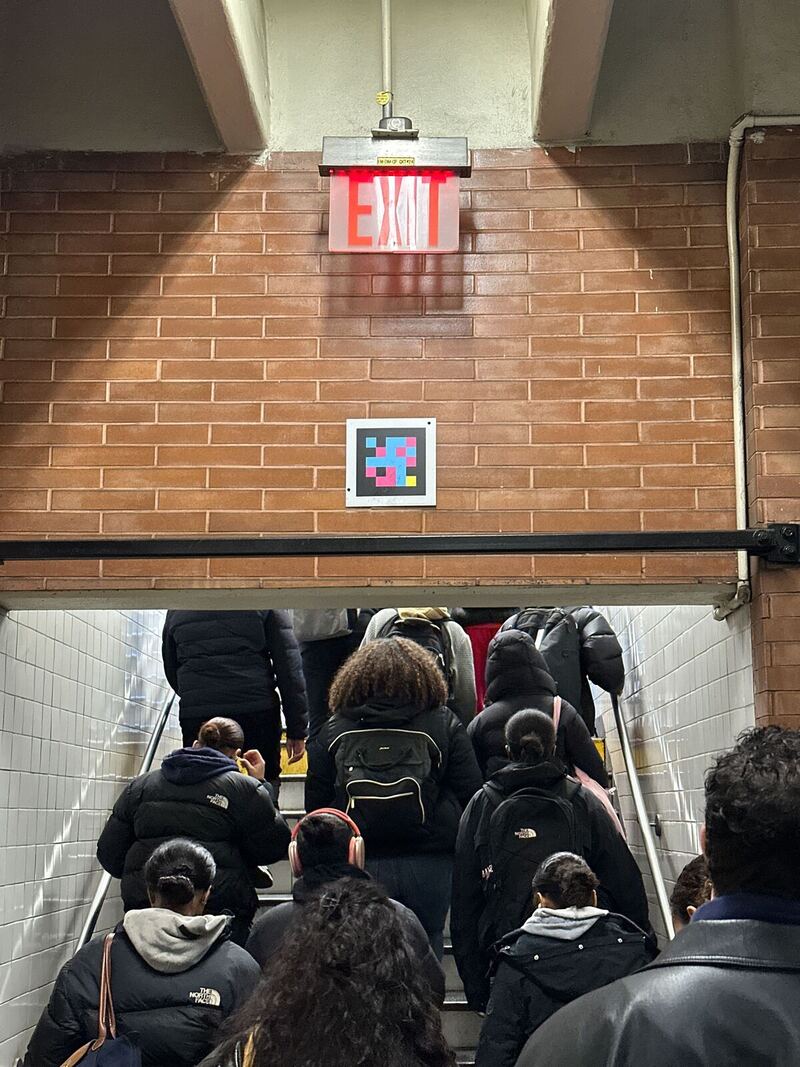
top-left (516, 903), bottom-right (800, 1067)
top-left (162, 610), bottom-right (308, 737)
top-left (305, 699), bottom-right (483, 856)
top-left (467, 630), bottom-right (607, 786)
top-left (23, 916), bottom-right (260, 1067)
top-left (451, 759), bottom-right (649, 1010)
top-left (474, 911), bottom-right (655, 1067)
top-left (97, 747), bottom-right (291, 924)
top-left (245, 864), bottom-right (445, 1004)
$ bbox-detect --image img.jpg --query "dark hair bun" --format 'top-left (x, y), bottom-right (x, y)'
top-left (156, 874), bottom-right (195, 907)
top-left (144, 839), bottom-right (216, 910)
top-left (518, 732), bottom-right (545, 760)
top-left (198, 721), bottom-right (221, 747)
top-left (532, 852), bottom-right (599, 908)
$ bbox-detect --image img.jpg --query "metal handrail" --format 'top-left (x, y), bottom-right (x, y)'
top-left (610, 693), bottom-right (675, 940)
top-left (75, 692), bottom-right (177, 952)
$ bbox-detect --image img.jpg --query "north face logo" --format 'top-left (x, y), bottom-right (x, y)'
top-left (514, 828), bottom-right (537, 839)
top-left (189, 987), bottom-right (221, 1007)
top-left (207, 794), bottom-right (229, 810)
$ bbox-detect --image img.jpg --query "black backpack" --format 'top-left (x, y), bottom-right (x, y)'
top-left (331, 726), bottom-right (442, 844)
top-left (501, 608), bottom-right (582, 711)
top-left (475, 779), bottom-right (581, 950)
top-left (377, 613), bottom-right (454, 697)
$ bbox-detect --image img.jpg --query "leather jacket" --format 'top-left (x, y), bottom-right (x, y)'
top-left (516, 911), bottom-right (800, 1066)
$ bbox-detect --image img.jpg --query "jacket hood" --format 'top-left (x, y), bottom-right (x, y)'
top-left (484, 630), bottom-right (556, 705)
top-left (161, 746), bottom-right (237, 785)
top-left (521, 906), bottom-right (608, 941)
top-left (122, 908), bottom-right (229, 974)
top-left (337, 699), bottom-right (427, 725)
top-left (488, 759), bottom-right (566, 796)
top-left (397, 607), bottom-right (450, 621)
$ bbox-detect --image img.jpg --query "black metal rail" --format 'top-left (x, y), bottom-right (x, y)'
top-left (0, 523), bottom-right (797, 564)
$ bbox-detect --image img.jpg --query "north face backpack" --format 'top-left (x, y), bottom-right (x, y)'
top-left (501, 608), bottom-right (582, 711)
top-left (475, 779), bottom-right (581, 950)
top-left (331, 726), bottom-right (441, 843)
top-left (377, 613), bottom-right (454, 698)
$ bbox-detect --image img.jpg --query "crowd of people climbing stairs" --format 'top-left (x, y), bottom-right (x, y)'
top-left (22, 607), bottom-right (800, 1066)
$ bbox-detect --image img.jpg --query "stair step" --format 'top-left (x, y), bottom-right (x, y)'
top-left (442, 1007), bottom-right (481, 1050)
top-left (277, 776), bottom-right (305, 810)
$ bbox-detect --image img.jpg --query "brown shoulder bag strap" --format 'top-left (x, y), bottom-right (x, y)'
top-left (59, 932), bottom-right (116, 1067)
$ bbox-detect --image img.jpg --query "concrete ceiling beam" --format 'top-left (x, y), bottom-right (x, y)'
top-left (169, 0), bottom-right (270, 152)
top-left (528, 0), bottom-right (615, 144)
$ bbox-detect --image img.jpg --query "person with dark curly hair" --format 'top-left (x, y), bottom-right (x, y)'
top-left (670, 854), bottom-right (712, 931)
top-left (517, 725), bottom-right (800, 1067)
top-left (475, 853), bottom-right (654, 1067)
top-left (198, 878), bottom-right (456, 1067)
top-left (305, 638), bottom-right (483, 957)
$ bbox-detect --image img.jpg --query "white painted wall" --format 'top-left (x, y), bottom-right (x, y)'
top-left (0, 0), bottom-right (221, 153)
top-left (264, 0), bottom-right (533, 150)
top-left (0, 608), bottom-right (176, 1065)
top-left (595, 604), bottom-right (755, 940)
top-left (4, 0), bottom-right (800, 152)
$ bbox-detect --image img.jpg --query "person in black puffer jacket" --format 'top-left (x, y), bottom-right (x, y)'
top-left (474, 852), bottom-right (655, 1067)
top-left (24, 840), bottom-right (260, 1067)
top-left (162, 610), bottom-right (309, 792)
top-left (468, 629), bottom-right (607, 786)
top-left (305, 637), bottom-right (483, 958)
top-left (452, 710), bottom-right (649, 1011)
top-left (97, 717), bottom-right (290, 945)
top-left (500, 606), bottom-right (624, 733)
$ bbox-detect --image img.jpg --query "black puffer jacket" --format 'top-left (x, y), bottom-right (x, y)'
top-left (516, 905), bottom-right (800, 1067)
top-left (501, 607), bottom-right (624, 733)
top-left (451, 760), bottom-right (649, 1010)
top-left (305, 699), bottom-right (483, 856)
top-left (23, 914), bottom-right (260, 1067)
top-left (162, 610), bottom-right (308, 737)
top-left (97, 747), bottom-right (290, 924)
top-left (245, 865), bottom-right (445, 1004)
top-left (467, 630), bottom-right (607, 786)
top-left (475, 910), bottom-right (655, 1067)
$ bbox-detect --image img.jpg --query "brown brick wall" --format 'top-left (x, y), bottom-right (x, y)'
top-left (741, 130), bottom-right (800, 727)
top-left (0, 145), bottom-right (739, 594)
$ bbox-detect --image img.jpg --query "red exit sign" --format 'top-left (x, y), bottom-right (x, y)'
top-left (328, 169), bottom-right (460, 253)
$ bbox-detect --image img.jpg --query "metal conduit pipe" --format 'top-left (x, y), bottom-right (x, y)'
top-left (721, 114), bottom-right (800, 616)
top-left (380, 0), bottom-right (393, 118)
top-left (611, 695), bottom-right (674, 940)
top-left (75, 692), bottom-right (177, 952)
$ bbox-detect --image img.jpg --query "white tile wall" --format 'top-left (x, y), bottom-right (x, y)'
top-left (0, 608), bottom-right (178, 1066)
top-left (594, 604), bottom-right (755, 940)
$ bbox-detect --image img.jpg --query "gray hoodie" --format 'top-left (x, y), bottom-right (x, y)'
top-left (520, 905), bottom-right (609, 942)
top-left (123, 908), bottom-right (230, 974)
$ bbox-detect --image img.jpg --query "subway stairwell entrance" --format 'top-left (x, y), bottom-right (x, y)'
top-left (0, 525), bottom-right (786, 1061)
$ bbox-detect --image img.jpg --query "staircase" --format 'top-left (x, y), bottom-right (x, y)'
top-left (261, 771), bottom-right (480, 1064)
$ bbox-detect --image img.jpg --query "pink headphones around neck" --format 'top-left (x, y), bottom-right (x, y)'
top-left (288, 808), bottom-right (366, 877)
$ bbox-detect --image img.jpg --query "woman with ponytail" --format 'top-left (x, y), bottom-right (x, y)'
top-left (451, 710), bottom-right (650, 1012)
top-left (474, 853), bottom-right (656, 1067)
top-left (25, 839), bottom-right (260, 1067)
top-left (97, 716), bottom-right (290, 945)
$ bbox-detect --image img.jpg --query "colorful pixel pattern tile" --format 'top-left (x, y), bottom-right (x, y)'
top-left (364, 434), bottom-right (418, 488)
